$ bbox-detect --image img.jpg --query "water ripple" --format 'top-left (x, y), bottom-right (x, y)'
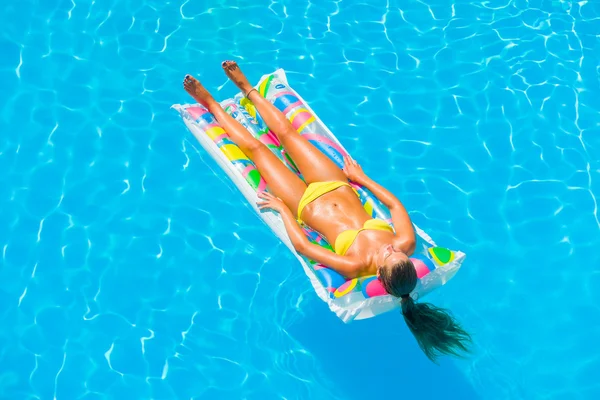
top-left (1, 0), bottom-right (599, 399)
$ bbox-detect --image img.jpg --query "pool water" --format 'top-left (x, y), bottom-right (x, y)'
top-left (1, 0), bottom-right (599, 398)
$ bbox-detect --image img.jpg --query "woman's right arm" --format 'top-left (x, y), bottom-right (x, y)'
top-left (278, 206), bottom-right (362, 278)
top-left (296, 240), bottom-right (363, 279)
top-left (258, 191), bottom-right (363, 278)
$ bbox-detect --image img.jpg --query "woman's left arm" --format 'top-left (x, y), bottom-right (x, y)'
top-left (343, 157), bottom-right (416, 253)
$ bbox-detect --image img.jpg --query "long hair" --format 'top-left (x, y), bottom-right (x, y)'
top-left (379, 259), bottom-right (472, 363)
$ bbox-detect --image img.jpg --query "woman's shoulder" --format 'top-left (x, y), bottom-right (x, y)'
top-left (393, 235), bottom-right (416, 256)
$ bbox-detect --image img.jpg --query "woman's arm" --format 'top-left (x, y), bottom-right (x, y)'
top-left (343, 156), bottom-right (416, 252)
top-left (257, 193), bottom-right (362, 278)
top-left (277, 206), bottom-right (311, 250)
top-left (278, 206), bottom-right (362, 278)
top-left (358, 175), bottom-right (402, 210)
top-left (360, 175), bottom-right (416, 252)
top-left (296, 241), bottom-right (363, 279)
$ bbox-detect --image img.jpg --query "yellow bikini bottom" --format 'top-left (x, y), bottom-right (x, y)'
top-left (297, 181), bottom-right (357, 224)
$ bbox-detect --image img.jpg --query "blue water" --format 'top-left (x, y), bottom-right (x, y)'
top-left (1, 0), bottom-right (599, 398)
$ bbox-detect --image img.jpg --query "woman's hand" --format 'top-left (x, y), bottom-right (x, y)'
top-left (257, 191), bottom-right (287, 213)
top-left (342, 155), bottom-right (367, 184)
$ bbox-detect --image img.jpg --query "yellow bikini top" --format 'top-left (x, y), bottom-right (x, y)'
top-left (334, 219), bottom-right (394, 255)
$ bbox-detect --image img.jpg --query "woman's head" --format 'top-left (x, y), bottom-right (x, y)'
top-left (377, 245), bottom-right (472, 363)
top-left (377, 246), bottom-right (418, 298)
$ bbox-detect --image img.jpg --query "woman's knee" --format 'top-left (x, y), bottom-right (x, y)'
top-left (243, 139), bottom-right (268, 157)
top-left (283, 125), bottom-right (297, 136)
top-left (241, 137), bottom-right (262, 150)
top-left (274, 127), bottom-right (298, 144)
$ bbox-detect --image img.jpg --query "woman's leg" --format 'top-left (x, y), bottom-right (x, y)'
top-left (183, 75), bottom-right (307, 216)
top-left (222, 61), bottom-right (348, 184)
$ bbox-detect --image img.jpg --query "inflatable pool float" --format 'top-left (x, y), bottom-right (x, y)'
top-left (173, 69), bottom-right (465, 323)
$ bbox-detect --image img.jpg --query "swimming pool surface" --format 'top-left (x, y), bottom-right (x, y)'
top-left (1, 0), bottom-right (599, 398)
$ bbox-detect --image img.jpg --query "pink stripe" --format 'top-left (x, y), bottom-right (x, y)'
top-left (260, 133), bottom-right (279, 147)
top-left (222, 101), bottom-right (238, 110)
top-left (213, 133), bottom-right (228, 143)
top-left (242, 165), bottom-right (255, 176)
top-left (282, 100), bottom-right (303, 116)
top-left (186, 106), bottom-right (208, 120)
top-left (302, 134), bottom-right (347, 156)
top-left (204, 122), bottom-right (220, 130)
top-left (291, 111), bottom-right (312, 130)
top-left (266, 130), bottom-right (281, 146)
top-left (413, 259), bottom-right (430, 279)
top-left (273, 90), bottom-right (297, 98)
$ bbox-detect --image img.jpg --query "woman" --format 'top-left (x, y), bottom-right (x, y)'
top-left (183, 61), bottom-right (471, 362)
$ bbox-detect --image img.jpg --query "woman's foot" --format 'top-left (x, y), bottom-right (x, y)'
top-left (183, 75), bottom-right (216, 108)
top-left (222, 61), bottom-right (254, 95)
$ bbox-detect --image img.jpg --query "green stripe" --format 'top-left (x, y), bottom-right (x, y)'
top-left (260, 75), bottom-right (274, 97)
